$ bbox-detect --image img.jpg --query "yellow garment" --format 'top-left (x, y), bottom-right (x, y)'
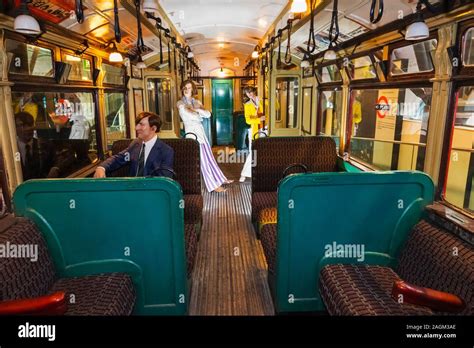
top-left (352, 100), bottom-right (362, 124)
top-left (15, 103), bottom-right (38, 122)
top-left (244, 99), bottom-right (264, 138)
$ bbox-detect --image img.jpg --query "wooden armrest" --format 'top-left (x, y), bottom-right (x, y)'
top-left (0, 291), bottom-right (67, 315)
top-left (392, 280), bottom-right (465, 313)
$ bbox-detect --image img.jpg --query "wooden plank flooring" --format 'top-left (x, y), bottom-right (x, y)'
top-left (189, 148), bottom-right (274, 315)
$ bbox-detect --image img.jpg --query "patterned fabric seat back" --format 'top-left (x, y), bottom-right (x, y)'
top-left (252, 136), bottom-right (338, 192)
top-left (110, 138), bottom-right (201, 194)
top-left (0, 218), bottom-right (57, 300)
top-left (397, 219), bottom-right (474, 315)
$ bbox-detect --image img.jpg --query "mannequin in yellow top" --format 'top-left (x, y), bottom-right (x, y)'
top-left (240, 86), bottom-right (265, 182)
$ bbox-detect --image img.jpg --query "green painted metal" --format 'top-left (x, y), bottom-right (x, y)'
top-left (274, 171), bottom-right (434, 313)
top-left (336, 157), bottom-right (361, 172)
top-left (212, 79), bottom-right (233, 145)
top-left (13, 178), bottom-right (188, 315)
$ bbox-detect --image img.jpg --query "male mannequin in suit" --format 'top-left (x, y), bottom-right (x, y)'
top-left (94, 112), bottom-right (174, 178)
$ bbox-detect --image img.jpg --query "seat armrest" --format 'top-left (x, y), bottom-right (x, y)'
top-left (0, 291), bottom-right (67, 315)
top-left (392, 280), bottom-right (465, 313)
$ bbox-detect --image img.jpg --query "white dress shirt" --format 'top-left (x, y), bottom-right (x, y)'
top-left (142, 135), bottom-right (158, 164)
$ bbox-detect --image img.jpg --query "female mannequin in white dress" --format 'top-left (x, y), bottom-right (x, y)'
top-left (177, 80), bottom-right (232, 192)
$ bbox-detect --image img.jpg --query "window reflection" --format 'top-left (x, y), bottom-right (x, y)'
top-left (319, 89), bottom-right (342, 147)
top-left (347, 56), bottom-right (377, 80)
top-left (390, 39), bottom-right (437, 76)
top-left (105, 92), bottom-right (127, 149)
top-left (275, 77), bottom-right (299, 129)
top-left (445, 86), bottom-right (474, 212)
top-left (6, 40), bottom-right (54, 78)
top-left (147, 78), bottom-right (173, 131)
top-left (462, 28), bottom-right (474, 67)
top-left (349, 88), bottom-right (431, 170)
top-left (12, 91), bottom-right (98, 180)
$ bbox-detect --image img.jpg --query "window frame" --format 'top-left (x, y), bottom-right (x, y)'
top-left (344, 51), bottom-right (380, 83)
top-left (457, 19), bottom-right (474, 78)
top-left (387, 34), bottom-right (438, 82)
top-left (317, 86), bottom-right (344, 139)
top-left (438, 81), bottom-right (474, 217)
top-left (345, 82), bottom-right (433, 171)
top-left (301, 86), bottom-right (313, 135)
top-left (104, 90), bottom-right (131, 149)
top-left (101, 61), bottom-right (127, 88)
top-left (10, 86), bottom-right (104, 177)
top-left (60, 48), bottom-right (94, 86)
top-left (315, 61), bottom-right (343, 86)
top-left (5, 34), bottom-right (56, 84)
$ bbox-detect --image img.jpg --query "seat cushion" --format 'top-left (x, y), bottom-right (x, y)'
top-left (258, 207), bottom-right (277, 235)
top-left (397, 220), bottom-right (474, 315)
top-left (319, 264), bottom-right (433, 316)
top-left (260, 223), bottom-right (277, 275)
top-left (185, 224), bottom-right (198, 278)
top-left (184, 194), bottom-right (203, 225)
top-left (51, 273), bottom-right (135, 315)
top-left (252, 191), bottom-right (277, 222)
top-left (0, 218), bottom-right (57, 300)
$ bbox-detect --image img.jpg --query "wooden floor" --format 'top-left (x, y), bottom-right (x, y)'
top-left (189, 147), bottom-right (275, 315)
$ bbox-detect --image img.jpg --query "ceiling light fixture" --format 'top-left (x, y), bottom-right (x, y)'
top-left (301, 57), bottom-right (310, 68)
top-left (136, 55), bottom-right (147, 69)
top-left (252, 45), bottom-right (260, 59)
top-left (14, 0), bottom-right (41, 35)
top-left (107, 42), bottom-right (123, 62)
top-left (290, 0), bottom-right (307, 14)
top-left (405, 1), bottom-right (429, 41)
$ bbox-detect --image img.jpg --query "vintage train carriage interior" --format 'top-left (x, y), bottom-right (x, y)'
top-left (0, 0), bottom-right (473, 330)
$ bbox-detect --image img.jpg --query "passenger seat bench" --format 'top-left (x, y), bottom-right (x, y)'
top-left (258, 171), bottom-right (434, 313)
top-left (110, 138), bottom-right (203, 234)
top-left (12, 178), bottom-right (189, 315)
top-left (319, 207), bottom-right (473, 315)
top-left (0, 217), bottom-right (135, 315)
top-left (251, 137), bottom-right (344, 233)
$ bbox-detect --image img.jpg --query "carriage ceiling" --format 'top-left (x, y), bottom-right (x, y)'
top-left (2, 0), bottom-right (447, 75)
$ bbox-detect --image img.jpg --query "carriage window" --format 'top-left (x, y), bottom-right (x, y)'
top-left (6, 39), bottom-right (54, 78)
top-left (462, 28), bottom-right (474, 66)
top-left (11, 91), bottom-right (98, 180)
top-left (275, 76), bottom-right (299, 129)
top-left (347, 56), bottom-right (377, 80)
top-left (316, 64), bottom-right (342, 83)
top-left (390, 39), bottom-right (437, 76)
top-left (105, 92), bottom-right (127, 149)
top-left (63, 53), bottom-right (92, 82)
top-left (103, 63), bottom-right (124, 85)
top-left (349, 87), bottom-right (432, 170)
top-left (147, 78), bottom-right (173, 131)
top-left (319, 89), bottom-right (343, 147)
top-left (445, 86), bottom-right (474, 212)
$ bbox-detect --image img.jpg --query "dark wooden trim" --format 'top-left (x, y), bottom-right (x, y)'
top-left (301, 86), bottom-right (313, 134)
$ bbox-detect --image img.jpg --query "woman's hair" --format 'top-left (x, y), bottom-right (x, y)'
top-left (181, 79), bottom-right (198, 96)
top-left (243, 86), bottom-right (257, 95)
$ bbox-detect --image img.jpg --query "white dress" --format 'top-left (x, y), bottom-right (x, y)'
top-left (177, 97), bottom-right (228, 192)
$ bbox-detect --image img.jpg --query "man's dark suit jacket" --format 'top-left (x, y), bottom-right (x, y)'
top-left (100, 138), bottom-right (174, 178)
